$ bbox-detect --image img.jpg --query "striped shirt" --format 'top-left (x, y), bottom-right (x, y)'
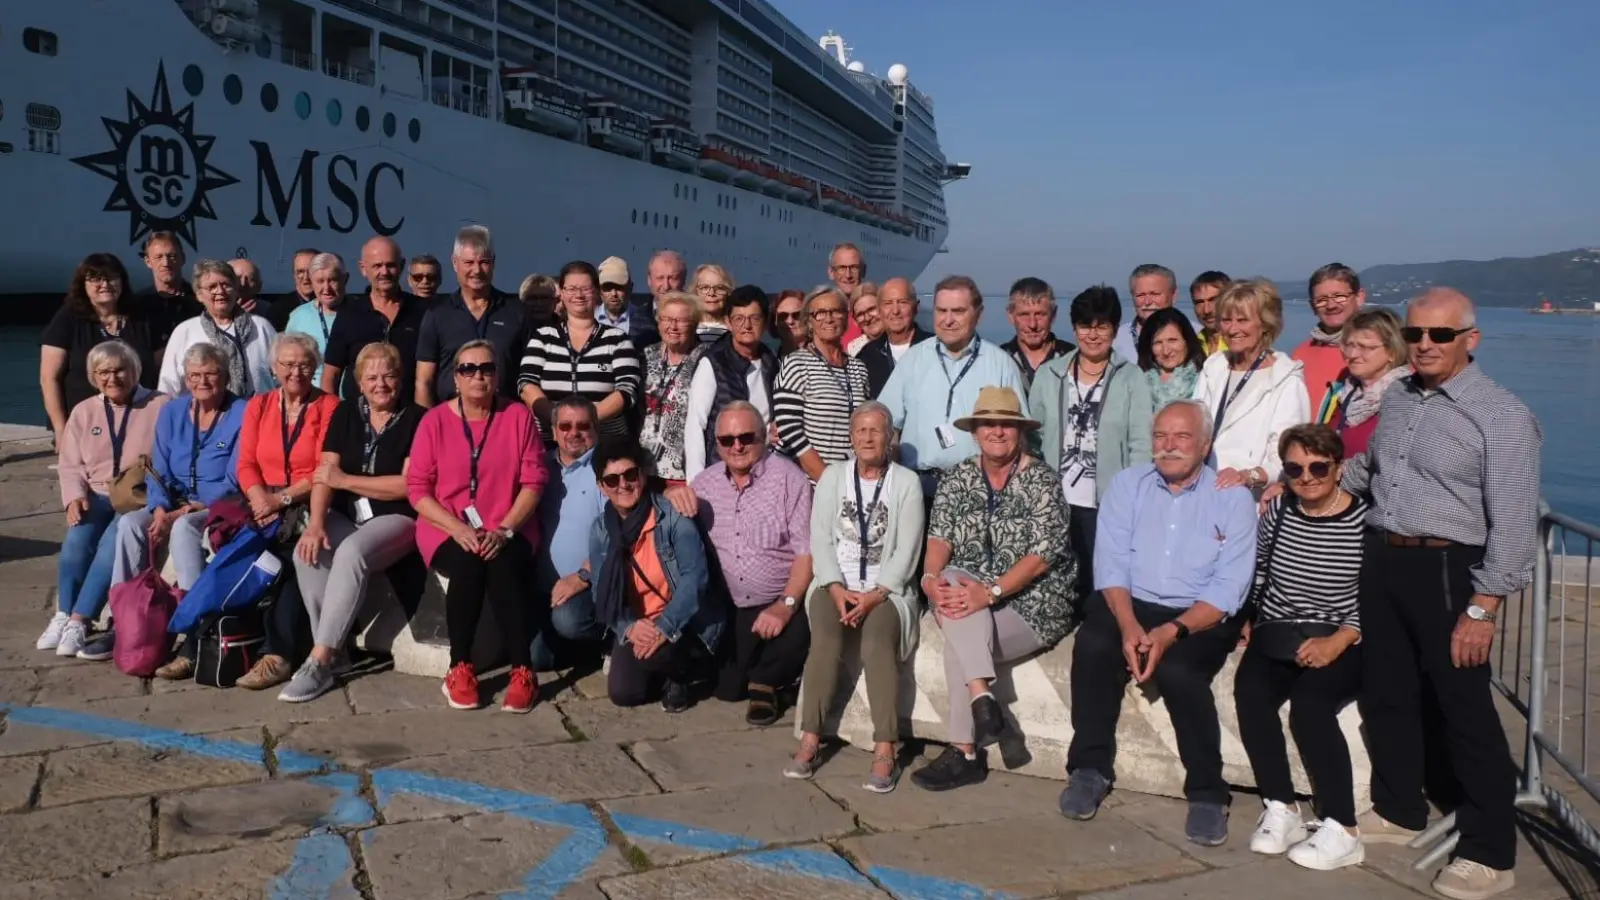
top-left (1253, 495), bottom-right (1367, 630)
top-left (772, 348), bottom-right (871, 471)
top-left (517, 321), bottom-right (641, 438)
top-left (1342, 363), bottom-right (1542, 597)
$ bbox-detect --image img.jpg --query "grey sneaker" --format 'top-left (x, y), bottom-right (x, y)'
top-left (55, 620), bottom-right (89, 657)
top-left (278, 657), bottom-right (337, 703)
top-left (1186, 801), bottom-right (1230, 847)
top-left (1058, 769), bottom-right (1112, 820)
top-left (77, 630), bottom-right (116, 661)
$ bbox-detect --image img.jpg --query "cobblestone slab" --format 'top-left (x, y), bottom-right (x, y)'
top-left (558, 694), bottom-right (776, 745)
top-left (813, 745), bottom-right (1074, 833)
top-left (0, 755), bottom-right (41, 812)
top-left (31, 661), bottom-right (147, 705)
top-left (280, 704), bottom-right (572, 768)
top-left (37, 741), bottom-right (265, 807)
top-left (841, 811), bottom-right (1203, 899)
top-left (0, 667), bottom-right (39, 703)
top-left (0, 796), bottom-right (150, 882)
top-left (0, 638), bottom-right (81, 671)
top-left (1080, 860), bottom-right (1425, 899)
top-left (597, 844), bottom-right (887, 900)
top-left (1362, 839), bottom-right (1577, 900)
top-left (360, 813), bottom-right (629, 900)
top-left (157, 776), bottom-right (374, 856)
top-left (1113, 793), bottom-right (1260, 869)
top-left (0, 838), bottom-right (361, 900)
top-left (628, 726), bottom-right (801, 791)
top-left (378, 742), bottom-right (659, 823)
top-left (602, 781), bottom-right (859, 864)
top-left (343, 669), bottom-right (454, 714)
top-left (55, 681), bottom-right (352, 732)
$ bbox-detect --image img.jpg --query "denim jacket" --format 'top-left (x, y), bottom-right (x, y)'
top-left (587, 493), bottom-right (725, 654)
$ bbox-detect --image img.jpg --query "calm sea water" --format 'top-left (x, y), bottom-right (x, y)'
top-left (4, 303), bottom-right (1595, 521)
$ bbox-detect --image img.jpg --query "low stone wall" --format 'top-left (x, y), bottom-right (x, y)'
top-left (802, 611), bottom-right (1372, 804)
top-left (352, 572), bottom-right (505, 676)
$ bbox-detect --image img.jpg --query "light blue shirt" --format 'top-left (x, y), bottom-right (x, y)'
top-left (594, 305), bottom-right (629, 332)
top-left (1094, 463), bottom-right (1258, 615)
top-left (537, 446), bottom-right (605, 579)
top-left (284, 301), bottom-right (337, 385)
top-left (878, 335), bottom-right (1029, 471)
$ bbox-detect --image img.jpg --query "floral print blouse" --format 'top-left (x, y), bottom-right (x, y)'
top-left (929, 455), bottom-right (1078, 645)
top-left (639, 341), bottom-right (707, 481)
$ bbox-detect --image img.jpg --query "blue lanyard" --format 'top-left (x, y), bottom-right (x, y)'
top-left (936, 337), bottom-right (981, 419)
top-left (852, 464), bottom-right (886, 583)
top-left (457, 398), bottom-right (497, 500)
top-left (279, 391), bottom-right (310, 486)
top-left (188, 398), bottom-right (223, 496)
top-left (811, 349), bottom-right (856, 415)
top-left (103, 396), bottom-right (132, 477)
top-left (1212, 350), bottom-right (1269, 437)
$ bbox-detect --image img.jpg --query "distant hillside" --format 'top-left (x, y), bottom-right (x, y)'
top-left (1355, 248), bottom-right (1600, 308)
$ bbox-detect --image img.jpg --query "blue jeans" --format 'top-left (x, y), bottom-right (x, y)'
top-left (57, 494), bottom-right (120, 621)
top-left (529, 586), bottom-right (607, 672)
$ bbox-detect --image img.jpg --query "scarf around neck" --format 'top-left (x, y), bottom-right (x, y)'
top-left (200, 312), bottom-right (258, 395)
top-left (1342, 365), bottom-right (1411, 427)
top-left (594, 496), bottom-right (657, 630)
top-left (1148, 362), bottom-right (1200, 408)
top-left (1308, 323), bottom-right (1342, 346)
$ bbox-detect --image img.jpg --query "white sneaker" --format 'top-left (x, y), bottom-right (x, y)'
top-left (1289, 818), bottom-right (1365, 870)
top-left (36, 612), bottom-right (70, 650)
top-left (55, 620), bottom-right (89, 657)
top-left (1249, 799), bottom-right (1308, 855)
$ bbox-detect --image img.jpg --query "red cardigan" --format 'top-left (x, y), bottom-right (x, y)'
top-left (237, 389), bottom-right (341, 492)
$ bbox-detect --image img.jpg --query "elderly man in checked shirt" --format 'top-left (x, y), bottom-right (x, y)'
top-left (1342, 288), bottom-right (1540, 900)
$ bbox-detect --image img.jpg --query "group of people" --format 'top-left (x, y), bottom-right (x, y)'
top-left (35, 228), bottom-right (1540, 900)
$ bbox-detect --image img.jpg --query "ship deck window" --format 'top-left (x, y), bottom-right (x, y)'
top-left (23, 28), bottom-right (58, 56)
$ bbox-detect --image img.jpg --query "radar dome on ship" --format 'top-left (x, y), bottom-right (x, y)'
top-left (847, 61), bottom-right (866, 73)
top-left (887, 63), bottom-right (909, 85)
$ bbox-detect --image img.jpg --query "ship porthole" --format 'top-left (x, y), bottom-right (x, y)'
top-left (261, 83), bottom-right (279, 112)
top-left (355, 106), bottom-right (371, 132)
top-left (223, 75), bottom-right (243, 105)
top-left (326, 99), bottom-right (343, 126)
top-left (409, 119), bottom-right (421, 142)
top-left (182, 65), bottom-right (204, 98)
top-left (294, 92), bottom-right (312, 120)
top-left (382, 112), bottom-right (396, 138)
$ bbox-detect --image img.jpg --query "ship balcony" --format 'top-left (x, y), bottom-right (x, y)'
top-left (504, 72), bottom-right (585, 138)
top-left (586, 101), bottom-right (651, 155)
top-left (650, 124), bottom-right (700, 171)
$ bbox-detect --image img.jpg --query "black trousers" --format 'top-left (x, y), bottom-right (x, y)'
top-left (1069, 503), bottom-right (1098, 612)
top-left (435, 535), bottom-right (536, 669)
top-left (609, 637), bottom-right (708, 707)
top-left (1234, 643), bottom-right (1363, 826)
top-left (1359, 534), bottom-right (1516, 870)
top-left (714, 601), bottom-right (811, 702)
top-left (1067, 593), bottom-right (1239, 804)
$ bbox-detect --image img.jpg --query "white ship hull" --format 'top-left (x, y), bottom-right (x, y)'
top-left (0, 2), bottom-right (947, 296)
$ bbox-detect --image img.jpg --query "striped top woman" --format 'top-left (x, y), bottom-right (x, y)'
top-left (772, 286), bottom-right (871, 482)
top-left (518, 260), bottom-right (641, 441)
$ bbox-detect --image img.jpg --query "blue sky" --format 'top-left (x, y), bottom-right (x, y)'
top-left (784, 0), bottom-right (1600, 292)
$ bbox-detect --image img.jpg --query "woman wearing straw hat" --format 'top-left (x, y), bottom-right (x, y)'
top-left (910, 385), bottom-right (1078, 792)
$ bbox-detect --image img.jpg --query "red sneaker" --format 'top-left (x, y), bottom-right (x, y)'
top-left (442, 662), bottom-right (479, 710)
top-left (502, 666), bottom-right (538, 714)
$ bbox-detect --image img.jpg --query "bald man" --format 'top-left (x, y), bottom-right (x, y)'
top-left (1342, 287), bottom-right (1539, 897)
top-left (320, 235), bottom-right (429, 401)
top-left (230, 258), bottom-right (264, 315)
top-left (856, 277), bottom-right (931, 398)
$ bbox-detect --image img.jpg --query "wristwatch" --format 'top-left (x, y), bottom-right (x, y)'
top-left (496, 526), bottom-right (515, 541)
top-left (1169, 621), bottom-right (1191, 641)
top-left (573, 568), bottom-right (591, 585)
top-left (279, 492), bottom-right (293, 508)
top-left (987, 583), bottom-right (1003, 603)
top-left (1465, 604), bottom-right (1497, 623)
top-left (782, 595), bottom-right (798, 608)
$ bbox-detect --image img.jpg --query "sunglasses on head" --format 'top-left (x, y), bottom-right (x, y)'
top-left (600, 466), bottom-right (642, 489)
top-left (1401, 326), bottom-right (1473, 344)
top-left (716, 431), bottom-right (759, 448)
top-left (557, 421), bottom-right (592, 433)
top-left (1283, 460), bottom-right (1332, 479)
top-left (455, 362), bottom-right (496, 378)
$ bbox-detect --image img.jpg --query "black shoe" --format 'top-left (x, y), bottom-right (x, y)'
top-left (661, 679), bottom-right (691, 714)
top-left (909, 746), bottom-right (988, 792)
top-left (971, 694), bottom-right (1005, 748)
top-left (745, 684), bottom-right (780, 726)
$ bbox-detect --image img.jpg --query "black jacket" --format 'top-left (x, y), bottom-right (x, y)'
top-left (859, 326), bottom-right (934, 399)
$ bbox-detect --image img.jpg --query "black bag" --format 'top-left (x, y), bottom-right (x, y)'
top-left (1247, 496), bottom-right (1341, 662)
top-left (195, 607), bottom-right (265, 688)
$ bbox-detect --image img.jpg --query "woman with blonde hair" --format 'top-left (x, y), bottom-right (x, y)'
top-left (1329, 308), bottom-right (1410, 457)
top-left (1193, 278), bottom-right (1310, 492)
top-left (691, 264), bottom-right (734, 340)
top-left (639, 291), bottom-right (707, 485)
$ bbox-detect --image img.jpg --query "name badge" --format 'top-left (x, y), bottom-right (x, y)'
top-left (934, 423), bottom-right (958, 450)
top-left (353, 497), bottom-right (374, 525)
top-left (463, 505), bottom-right (484, 529)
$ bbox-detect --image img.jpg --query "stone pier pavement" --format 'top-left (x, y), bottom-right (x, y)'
top-left (1, 440), bottom-right (1596, 899)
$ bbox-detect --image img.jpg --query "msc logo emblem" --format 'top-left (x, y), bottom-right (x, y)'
top-left (71, 63), bottom-right (239, 250)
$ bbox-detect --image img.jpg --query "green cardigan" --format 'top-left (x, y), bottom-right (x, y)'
top-left (807, 459), bottom-right (926, 661)
top-left (1032, 350), bottom-right (1154, 503)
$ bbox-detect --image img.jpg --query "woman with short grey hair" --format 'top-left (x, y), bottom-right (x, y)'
top-left (286, 252), bottom-right (347, 387)
top-left (158, 259), bottom-right (279, 396)
top-left (772, 286), bottom-right (871, 482)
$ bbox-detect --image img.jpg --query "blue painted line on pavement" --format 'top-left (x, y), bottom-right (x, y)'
top-left (609, 811), bottom-right (762, 853)
top-left (0, 703), bottom-right (321, 771)
top-left (868, 866), bottom-right (1021, 900)
top-left (267, 833), bottom-right (357, 900)
top-left (309, 773), bottom-right (376, 828)
top-left (745, 846), bottom-right (876, 884)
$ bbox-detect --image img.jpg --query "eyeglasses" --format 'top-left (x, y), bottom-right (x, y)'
top-left (1074, 322), bottom-right (1115, 335)
top-left (600, 466), bottom-right (642, 489)
top-left (695, 284), bottom-right (731, 296)
top-left (716, 431), bottom-right (759, 448)
top-left (830, 264), bottom-right (863, 275)
top-left (93, 368), bottom-right (128, 379)
top-left (1311, 292), bottom-right (1358, 307)
top-left (1283, 460), bottom-right (1332, 480)
top-left (658, 316), bottom-right (692, 328)
top-left (455, 362), bottom-right (497, 378)
top-left (1401, 326), bottom-right (1474, 344)
top-left (410, 272), bottom-right (439, 283)
top-left (730, 313), bottom-right (763, 328)
top-left (561, 286), bottom-right (595, 296)
top-left (775, 311), bottom-right (803, 322)
top-left (277, 362), bottom-right (315, 374)
top-left (199, 282), bottom-right (232, 295)
top-left (556, 421), bottom-right (593, 433)
top-left (810, 307), bottom-right (846, 319)
top-left (85, 274), bottom-right (121, 286)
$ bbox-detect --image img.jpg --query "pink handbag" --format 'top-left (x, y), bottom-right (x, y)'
top-left (108, 537), bottom-right (179, 677)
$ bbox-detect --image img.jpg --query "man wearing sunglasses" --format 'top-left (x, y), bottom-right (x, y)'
top-left (530, 399), bottom-right (610, 674)
top-left (1342, 287), bottom-right (1540, 900)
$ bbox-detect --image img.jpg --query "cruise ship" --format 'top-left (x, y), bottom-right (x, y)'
top-left (0, 0), bottom-right (969, 296)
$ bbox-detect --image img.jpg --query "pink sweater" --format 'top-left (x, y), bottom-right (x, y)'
top-left (58, 389), bottom-right (171, 507)
top-left (406, 398), bottom-right (550, 566)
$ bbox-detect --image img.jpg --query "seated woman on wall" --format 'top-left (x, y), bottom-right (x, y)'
top-left (786, 401), bottom-right (925, 793)
top-left (283, 342), bottom-right (424, 703)
top-left (38, 340), bottom-right (170, 658)
top-left (109, 343), bottom-right (247, 648)
top-left (408, 339), bottom-right (550, 714)
top-left (909, 385), bottom-right (1078, 793)
top-left (583, 440), bottom-right (723, 712)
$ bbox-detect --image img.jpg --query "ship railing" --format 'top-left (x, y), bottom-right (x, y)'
top-left (432, 89), bottom-right (493, 120)
top-left (434, 0), bottom-right (494, 21)
top-left (281, 46), bottom-right (317, 72)
top-left (323, 58), bottom-right (375, 87)
top-left (1408, 502), bottom-right (1600, 875)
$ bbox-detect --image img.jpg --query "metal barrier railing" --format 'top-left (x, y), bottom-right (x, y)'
top-left (1411, 504), bottom-right (1600, 869)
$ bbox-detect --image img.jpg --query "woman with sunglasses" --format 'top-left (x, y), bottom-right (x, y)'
top-left (409, 340), bottom-right (550, 713)
top-left (1234, 424), bottom-right (1366, 870)
top-left (282, 342), bottom-right (424, 703)
top-left (770, 289), bottom-right (808, 357)
top-left (582, 440), bottom-right (722, 711)
top-left (638, 291), bottom-right (707, 486)
top-left (772, 286), bottom-right (872, 483)
top-left (1193, 279), bottom-right (1310, 493)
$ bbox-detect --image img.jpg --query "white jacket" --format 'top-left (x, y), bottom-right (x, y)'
top-left (1193, 350), bottom-right (1309, 479)
top-left (158, 315), bottom-right (280, 398)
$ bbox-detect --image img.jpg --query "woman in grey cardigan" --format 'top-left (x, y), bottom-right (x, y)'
top-left (1032, 286), bottom-right (1154, 606)
top-left (785, 401), bottom-right (925, 793)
